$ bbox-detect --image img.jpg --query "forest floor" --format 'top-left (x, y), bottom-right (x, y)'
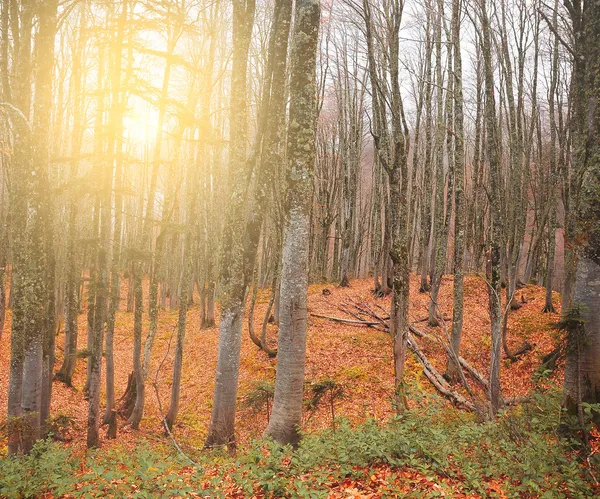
top-left (1, 275), bottom-right (596, 498)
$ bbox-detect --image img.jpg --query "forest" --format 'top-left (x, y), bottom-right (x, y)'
top-left (0, 0), bottom-right (599, 496)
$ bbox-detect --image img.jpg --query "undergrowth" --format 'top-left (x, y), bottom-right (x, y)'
top-left (0, 391), bottom-right (597, 498)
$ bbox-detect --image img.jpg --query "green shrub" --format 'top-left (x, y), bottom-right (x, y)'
top-left (0, 439), bottom-right (77, 499)
top-left (76, 441), bottom-right (208, 498)
top-left (226, 391), bottom-right (597, 498)
top-left (0, 392), bottom-right (596, 498)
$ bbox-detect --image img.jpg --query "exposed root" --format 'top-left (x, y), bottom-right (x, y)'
top-left (118, 372), bottom-right (136, 419)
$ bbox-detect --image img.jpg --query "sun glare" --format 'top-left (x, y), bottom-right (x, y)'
top-left (123, 98), bottom-right (159, 145)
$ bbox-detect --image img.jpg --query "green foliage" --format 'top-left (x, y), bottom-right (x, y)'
top-left (226, 391), bottom-right (597, 498)
top-left (0, 393), bottom-right (596, 498)
top-left (245, 380), bottom-right (275, 412)
top-left (0, 440), bottom-right (211, 499)
top-left (0, 439), bottom-right (77, 498)
top-left (77, 442), bottom-right (207, 498)
top-left (338, 365), bottom-right (368, 381)
top-left (306, 378), bottom-right (344, 411)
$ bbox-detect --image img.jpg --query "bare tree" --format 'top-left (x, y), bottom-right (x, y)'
top-left (264, 0), bottom-right (320, 445)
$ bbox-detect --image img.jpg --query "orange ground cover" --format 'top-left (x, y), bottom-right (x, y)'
top-left (0, 274), bottom-right (562, 455)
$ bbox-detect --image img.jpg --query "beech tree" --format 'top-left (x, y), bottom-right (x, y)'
top-left (357, 0), bottom-right (410, 411)
top-left (3, 0), bottom-right (58, 454)
top-left (264, 0), bottom-right (320, 445)
top-left (480, 0), bottom-right (504, 415)
top-left (561, 0), bottom-right (600, 424)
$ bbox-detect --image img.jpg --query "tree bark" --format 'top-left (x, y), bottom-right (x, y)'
top-left (481, 0), bottom-right (504, 415)
top-left (205, 0), bottom-right (255, 449)
top-left (264, 0), bottom-right (320, 446)
top-left (447, 0), bottom-right (466, 382)
top-left (562, 0), bottom-right (600, 422)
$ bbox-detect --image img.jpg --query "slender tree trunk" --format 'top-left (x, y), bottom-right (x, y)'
top-left (129, 17), bottom-right (178, 428)
top-left (206, 280), bottom-right (216, 327)
top-left (205, 0), bottom-right (255, 449)
top-left (56, 9), bottom-right (86, 386)
top-left (447, 0), bottom-right (465, 382)
top-left (102, 0), bottom-right (127, 427)
top-left (418, 7), bottom-right (433, 294)
top-left (542, 0), bottom-right (559, 314)
top-left (264, 0), bottom-right (320, 446)
top-left (166, 146), bottom-right (198, 429)
top-left (481, 0), bottom-right (504, 415)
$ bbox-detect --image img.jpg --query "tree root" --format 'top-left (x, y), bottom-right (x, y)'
top-left (118, 372), bottom-right (136, 419)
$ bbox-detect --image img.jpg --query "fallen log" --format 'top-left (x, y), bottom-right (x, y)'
top-left (409, 325), bottom-right (489, 391)
top-left (407, 335), bottom-right (475, 411)
top-left (313, 311), bottom-right (487, 414)
top-left (310, 313), bottom-right (385, 330)
top-left (457, 357), bottom-right (489, 391)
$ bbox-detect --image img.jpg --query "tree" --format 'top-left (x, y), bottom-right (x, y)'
top-left (264, 0), bottom-right (321, 446)
top-left (205, 0), bottom-right (256, 449)
top-left (446, 0), bottom-right (466, 382)
top-left (561, 0), bottom-right (600, 421)
top-left (480, 0), bottom-right (504, 415)
top-left (5, 0), bottom-right (58, 454)
top-left (55, 5), bottom-right (88, 388)
top-left (360, 0), bottom-right (410, 412)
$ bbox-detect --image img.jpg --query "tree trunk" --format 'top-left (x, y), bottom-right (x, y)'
top-left (11, 0), bottom-right (58, 453)
top-left (562, 258), bottom-right (600, 416)
top-left (264, 0), bottom-right (320, 446)
top-left (205, 0), bottom-right (255, 449)
top-left (447, 0), bottom-right (465, 382)
top-left (481, 0), bottom-right (504, 415)
top-left (562, 0), bottom-right (600, 424)
top-left (166, 156), bottom-right (198, 429)
top-left (55, 10), bottom-right (85, 385)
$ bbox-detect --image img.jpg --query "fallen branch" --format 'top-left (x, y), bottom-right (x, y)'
top-left (409, 325), bottom-right (489, 391)
top-left (511, 341), bottom-right (532, 359)
top-left (313, 312), bottom-right (480, 413)
top-left (407, 335), bottom-right (475, 411)
top-left (310, 313), bottom-right (384, 329)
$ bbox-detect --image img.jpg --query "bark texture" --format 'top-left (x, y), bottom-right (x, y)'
top-left (264, 0), bottom-right (320, 446)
